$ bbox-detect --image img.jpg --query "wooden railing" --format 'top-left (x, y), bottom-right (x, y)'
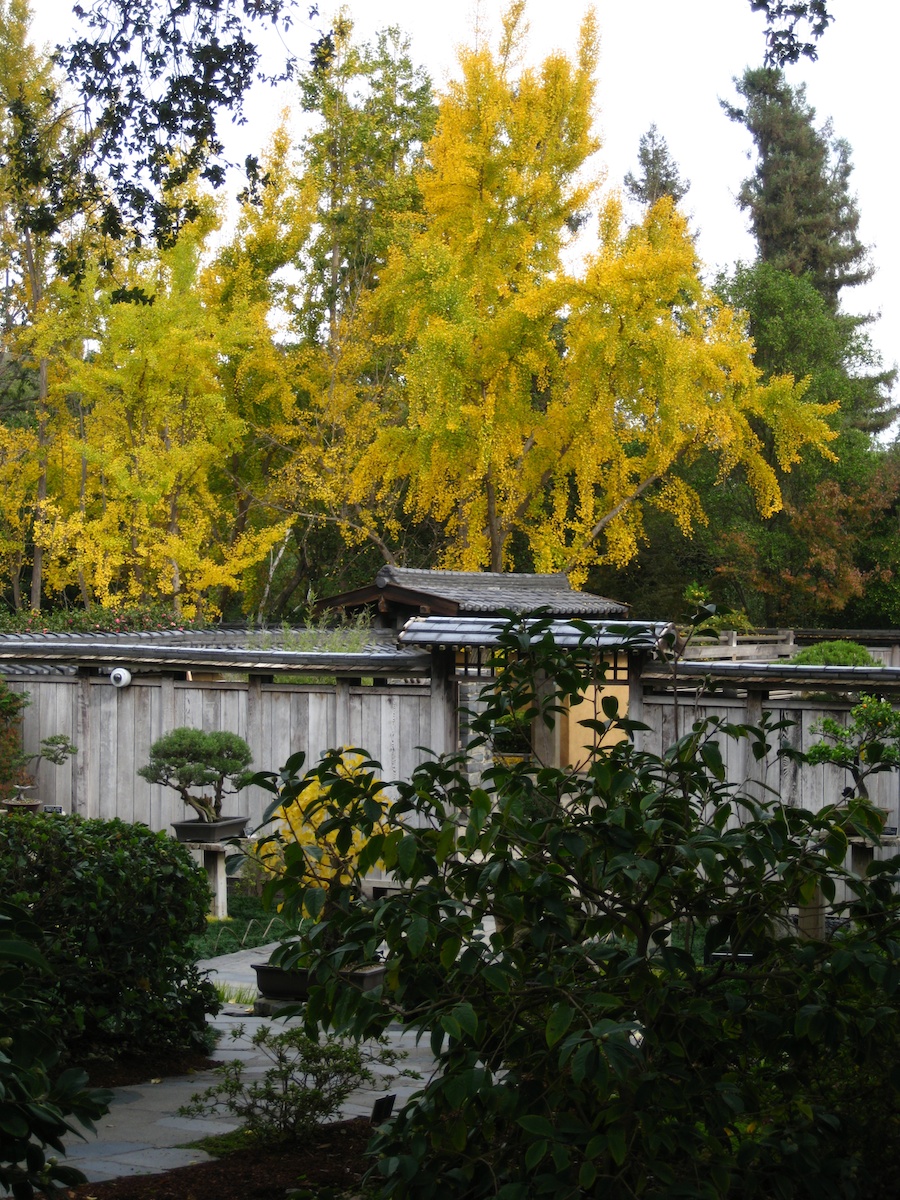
top-left (688, 629), bottom-right (900, 666)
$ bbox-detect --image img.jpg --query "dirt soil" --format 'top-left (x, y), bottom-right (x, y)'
top-left (44, 1051), bottom-right (375, 1200)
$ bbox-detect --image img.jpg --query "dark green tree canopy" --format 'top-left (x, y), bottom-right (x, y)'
top-left (294, 21), bottom-right (436, 346)
top-left (55, 0), bottom-right (322, 244)
top-left (724, 67), bottom-right (871, 311)
top-left (623, 124), bottom-right (689, 207)
top-left (751, 0), bottom-right (833, 63)
top-left (720, 261), bottom-right (896, 435)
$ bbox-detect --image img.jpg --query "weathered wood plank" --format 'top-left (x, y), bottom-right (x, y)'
top-left (13, 667), bottom-right (900, 853)
top-left (96, 685), bottom-right (119, 822)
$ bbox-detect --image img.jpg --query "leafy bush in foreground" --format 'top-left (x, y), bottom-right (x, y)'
top-left (0, 814), bottom-right (219, 1060)
top-left (267, 617), bottom-right (900, 1199)
top-left (0, 900), bottom-right (112, 1199)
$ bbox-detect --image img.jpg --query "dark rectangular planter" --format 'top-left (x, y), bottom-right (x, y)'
top-left (171, 815), bottom-right (249, 843)
top-left (251, 961), bottom-right (385, 1001)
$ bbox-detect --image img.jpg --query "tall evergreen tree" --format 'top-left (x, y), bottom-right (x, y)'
top-left (624, 125), bottom-right (689, 207)
top-left (594, 67), bottom-right (897, 626)
top-left (723, 261), bottom-right (895, 436)
top-left (724, 67), bottom-right (871, 312)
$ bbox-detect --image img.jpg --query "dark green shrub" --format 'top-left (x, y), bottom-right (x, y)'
top-left (0, 604), bottom-right (209, 634)
top-left (0, 814), bottom-right (219, 1061)
top-left (274, 617), bottom-right (900, 1200)
top-left (0, 900), bottom-right (112, 1199)
top-left (791, 640), bottom-right (878, 667)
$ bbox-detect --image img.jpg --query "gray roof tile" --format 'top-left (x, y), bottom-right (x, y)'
top-left (375, 567), bottom-right (626, 616)
top-left (399, 616), bottom-right (672, 651)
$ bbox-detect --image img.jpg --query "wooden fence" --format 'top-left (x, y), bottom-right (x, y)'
top-left (635, 689), bottom-right (900, 811)
top-left (12, 657), bottom-right (900, 854)
top-left (633, 687), bottom-right (900, 903)
top-left (10, 674), bottom-right (435, 836)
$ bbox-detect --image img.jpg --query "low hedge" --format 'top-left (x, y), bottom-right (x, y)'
top-left (0, 813), bottom-right (218, 1060)
top-left (790, 639), bottom-right (878, 667)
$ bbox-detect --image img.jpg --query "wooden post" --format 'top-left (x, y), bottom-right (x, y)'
top-left (73, 671), bottom-right (92, 817)
top-left (628, 654), bottom-right (644, 750)
top-left (184, 842), bottom-right (230, 918)
top-left (796, 888), bottom-right (826, 940)
top-left (777, 629), bottom-right (795, 659)
top-left (532, 670), bottom-right (562, 769)
top-left (429, 648), bottom-right (458, 759)
top-left (247, 675), bottom-right (263, 777)
top-left (334, 679), bottom-right (351, 749)
top-left (850, 840), bottom-right (875, 879)
top-left (744, 689), bottom-right (768, 803)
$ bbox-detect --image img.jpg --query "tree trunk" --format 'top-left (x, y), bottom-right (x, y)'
top-left (23, 228), bottom-right (47, 611)
top-left (486, 469), bottom-right (503, 572)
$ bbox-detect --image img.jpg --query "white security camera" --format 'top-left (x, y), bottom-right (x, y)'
top-left (110, 667), bottom-right (132, 688)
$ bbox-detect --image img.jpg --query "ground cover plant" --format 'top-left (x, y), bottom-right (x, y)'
top-left (188, 894), bottom-right (290, 959)
top-left (261, 615), bottom-right (900, 1199)
top-left (0, 813), bottom-right (218, 1062)
top-left (179, 1023), bottom-right (411, 1142)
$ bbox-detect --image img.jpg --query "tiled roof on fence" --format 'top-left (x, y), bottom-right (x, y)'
top-left (400, 616), bottom-right (673, 652)
top-left (641, 659), bottom-right (900, 692)
top-left (323, 568), bottom-right (628, 620)
top-left (0, 629), bottom-right (429, 678)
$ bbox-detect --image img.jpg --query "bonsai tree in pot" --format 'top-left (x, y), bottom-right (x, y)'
top-left (808, 693), bottom-right (900, 837)
top-left (243, 748), bottom-right (388, 1000)
top-left (0, 679), bottom-right (77, 812)
top-left (138, 727), bottom-right (254, 839)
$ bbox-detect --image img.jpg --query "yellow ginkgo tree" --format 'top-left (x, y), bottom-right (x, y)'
top-left (348, 2), bottom-right (836, 581)
top-left (38, 201), bottom-right (290, 617)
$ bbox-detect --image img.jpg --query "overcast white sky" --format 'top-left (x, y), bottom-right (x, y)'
top-left (32, 0), bottom-right (899, 375)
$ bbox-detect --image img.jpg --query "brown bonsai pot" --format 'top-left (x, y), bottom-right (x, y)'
top-left (1, 798), bottom-right (42, 814)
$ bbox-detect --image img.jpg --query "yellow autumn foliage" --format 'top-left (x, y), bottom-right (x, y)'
top-left (27, 194), bottom-right (293, 617)
top-left (0, 2), bottom-right (846, 613)
top-left (335, 5), bottom-right (837, 581)
top-left (253, 752), bottom-right (387, 915)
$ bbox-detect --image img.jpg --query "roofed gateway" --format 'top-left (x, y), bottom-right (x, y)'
top-left (321, 567), bottom-right (628, 627)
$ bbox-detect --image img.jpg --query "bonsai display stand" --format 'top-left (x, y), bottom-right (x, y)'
top-left (181, 840), bottom-right (234, 918)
